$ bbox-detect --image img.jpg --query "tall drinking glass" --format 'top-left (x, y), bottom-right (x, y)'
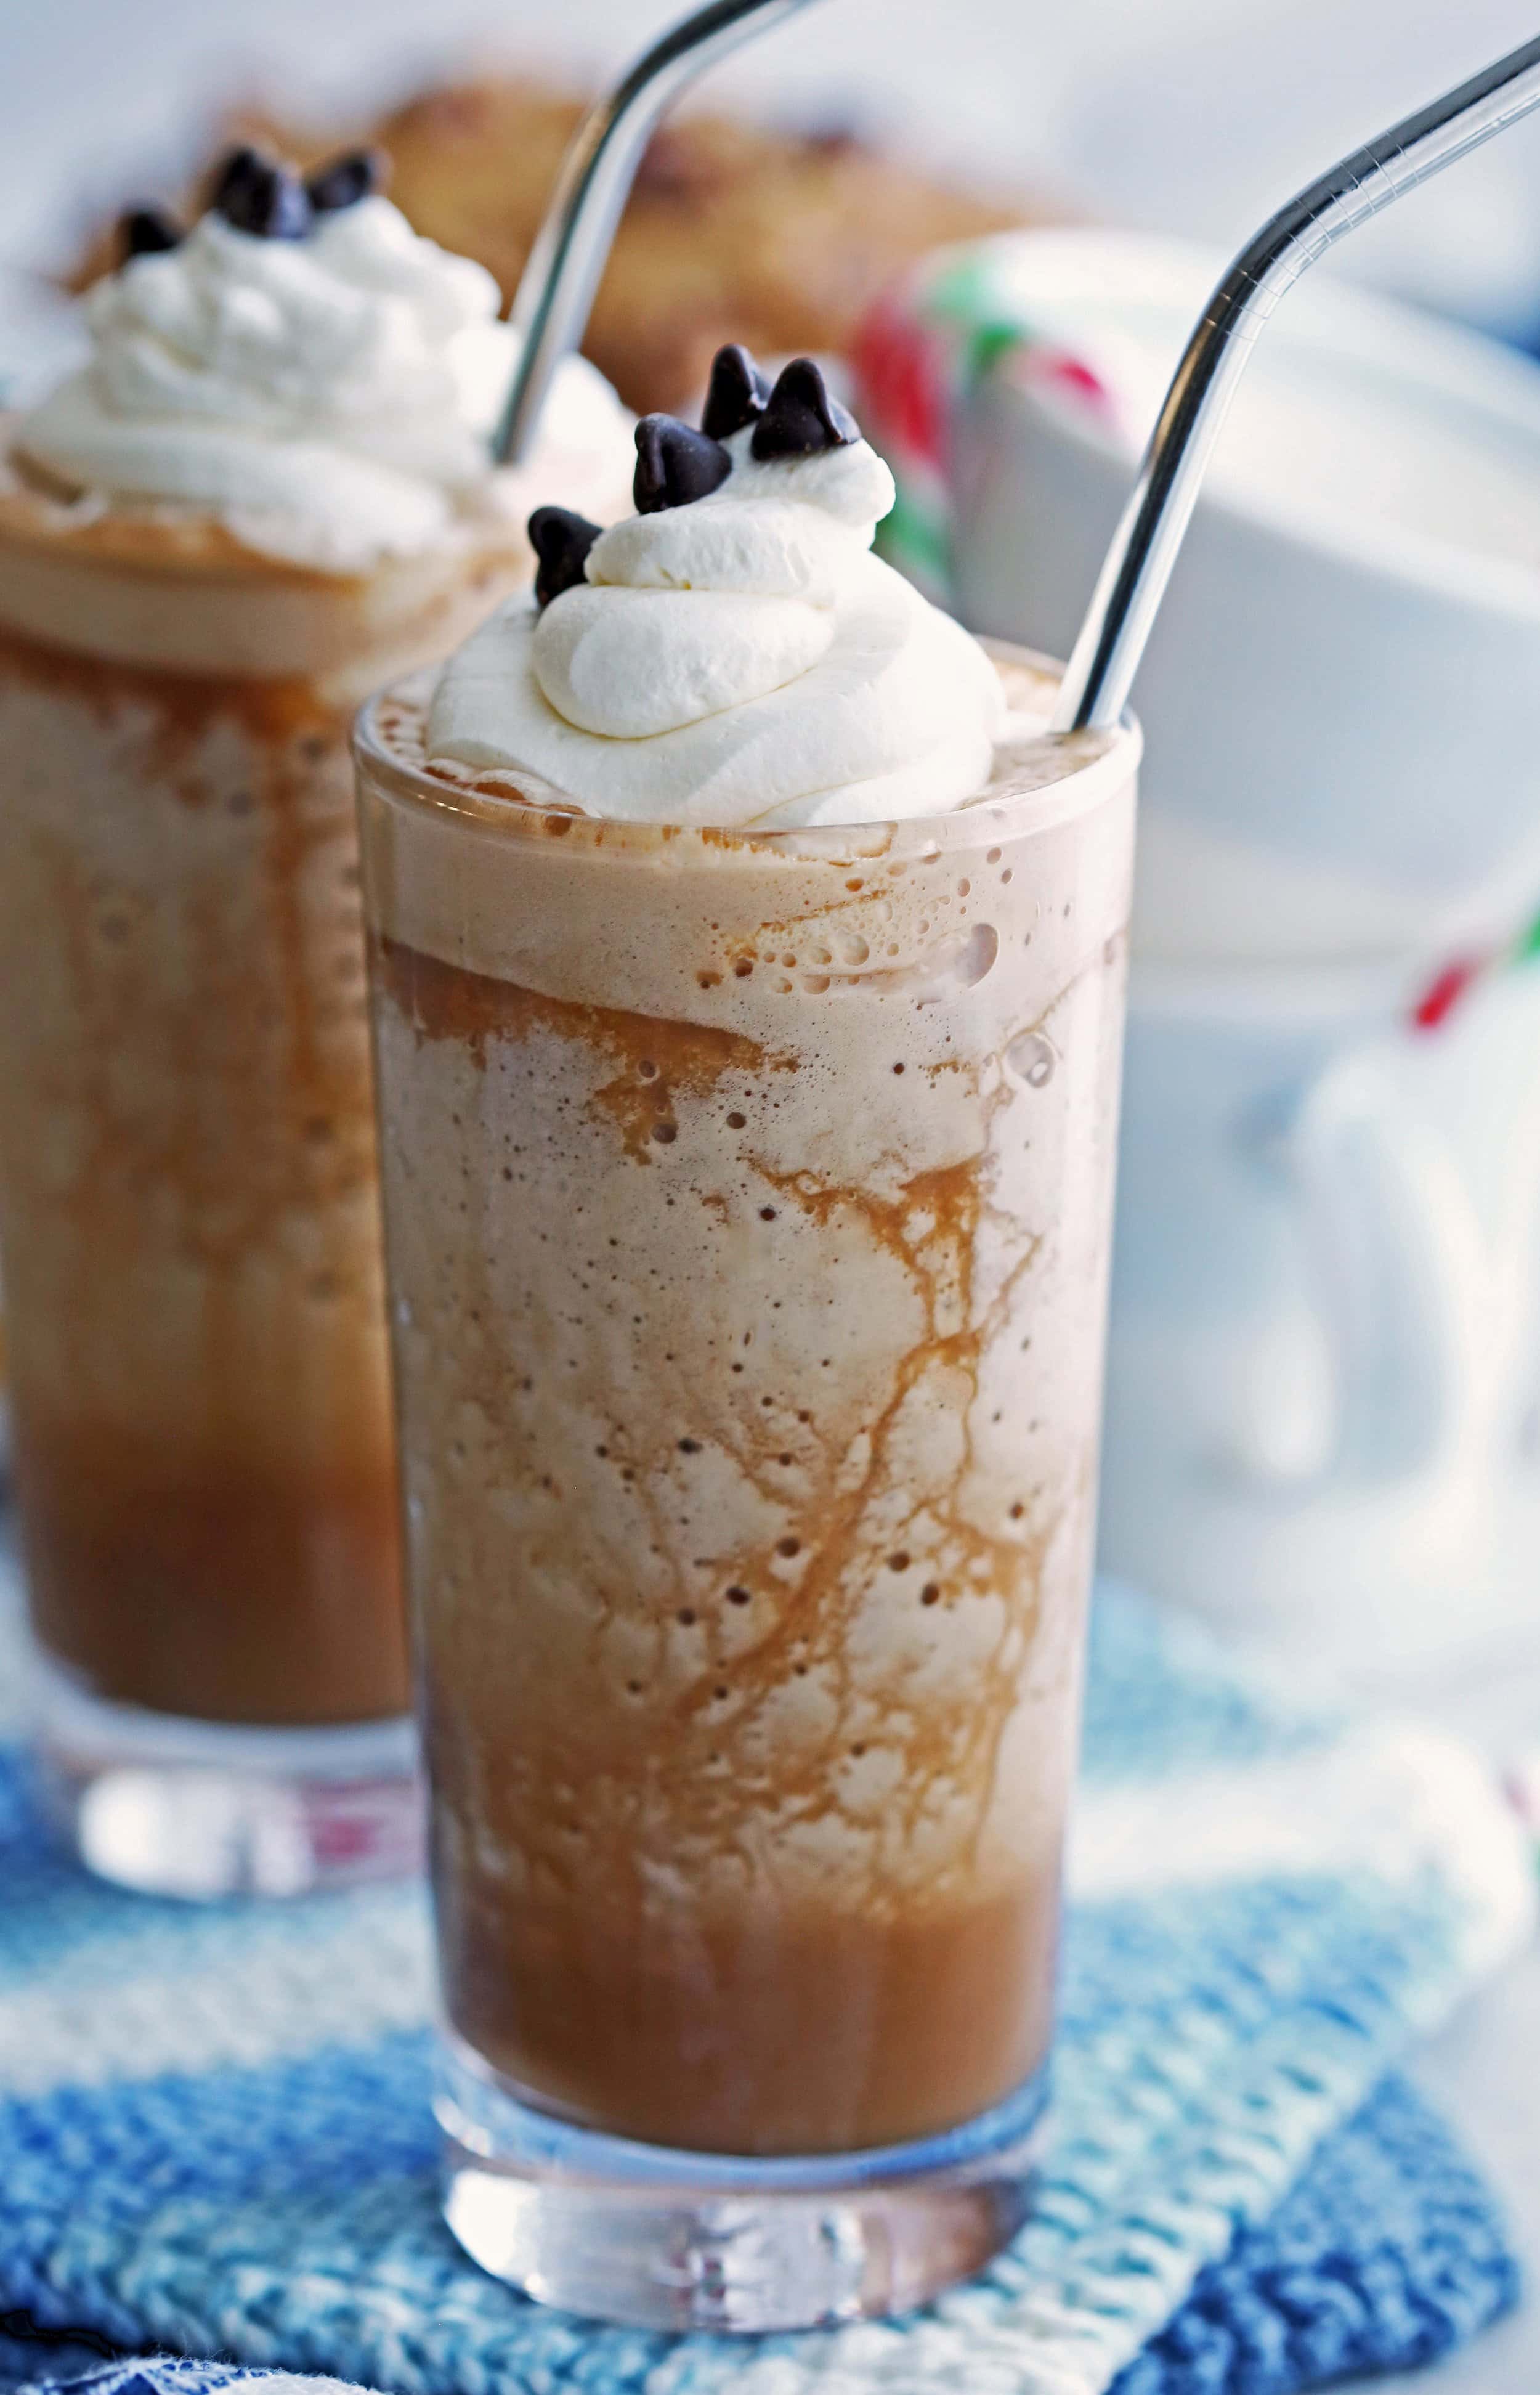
top-left (0, 152), bottom-right (635, 1900)
top-left (0, 510), bottom-right (531, 1895)
top-left (355, 646), bottom-right (1138, 2329)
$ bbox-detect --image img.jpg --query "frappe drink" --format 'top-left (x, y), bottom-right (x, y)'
top-left (357, 349), bottom-right (1138, 2325)
top-left (0, 149), bottom-right (634, 1893)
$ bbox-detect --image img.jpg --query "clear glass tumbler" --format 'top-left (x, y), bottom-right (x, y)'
top-left (0, 501), bottom-right (528, 1896)
top-left (355, 648), bottom-right (1138, 2329)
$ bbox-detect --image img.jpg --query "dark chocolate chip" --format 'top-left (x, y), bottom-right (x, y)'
top-left (209, 147), bottom-right (312, 241)
top-left (750, 357), bottom-right (859, 460)
top-left (701, 343), bottom-right (772, 442)
top-left (305, 148), bottom-right (388, 213)
top-left (529, 506), bottom-right (602, 608)
top-left (633, 416), bottom-right (732, 514)
top-left (119, 207), bottom-right (182, 262)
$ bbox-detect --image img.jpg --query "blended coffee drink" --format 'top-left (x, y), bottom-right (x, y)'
top-left (0, 149), bottom-right (633, 1892)
top-left (357, 350), bottom-right (1138, 2326)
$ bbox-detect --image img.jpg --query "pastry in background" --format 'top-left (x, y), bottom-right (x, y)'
top-left (69, 76), bottom-right (1048, 417)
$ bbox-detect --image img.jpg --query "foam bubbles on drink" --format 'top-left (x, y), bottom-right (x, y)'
top-left (1007, 1030), bottom-right (1056, 1088)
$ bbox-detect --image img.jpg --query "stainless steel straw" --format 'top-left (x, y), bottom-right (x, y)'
top-left (1053, 32), bottom-right (1540, 732)
top-left (492, 0), bottom-right (821, 465)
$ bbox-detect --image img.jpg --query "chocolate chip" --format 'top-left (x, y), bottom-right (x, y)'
top-left (701, 343), bottom-right (772, 442)
top-left (119, 207), bottom-right (182, 262)
top-left (305, 148), bottom-right (388, 213)
top-left (750, 357), bottom-right (859, 460)
top-left (633, 416), bottom-right (732, 514)
top-left (528, 506), bottom-right (602, 608)
top-left (209, 148), bottom-right (312, 241)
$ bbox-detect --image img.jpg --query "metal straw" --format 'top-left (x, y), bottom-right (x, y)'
top-left (492, 0), bottom-right (820, 465)
top-left (1053, 33), bottom-right (1540, 733)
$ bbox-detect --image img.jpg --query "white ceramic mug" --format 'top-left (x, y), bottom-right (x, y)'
top-left (947, 229), bottom-right (1540, 967)
top-left (1100, 961), bottom-right (1540, 1685)
top-left (912, 227), bottom-right (1540, 1675)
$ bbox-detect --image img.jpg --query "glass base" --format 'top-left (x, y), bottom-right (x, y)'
top-left (31, 1649), bottom-right (422, 1898)
top-left (437, 2032), bottom-right (1048, 2332)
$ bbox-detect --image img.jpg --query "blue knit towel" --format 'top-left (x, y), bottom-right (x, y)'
top-left (2, 2075), bottom-right (1520, 2395)
top-left (0, 1577), bottom-right (1530, 2395)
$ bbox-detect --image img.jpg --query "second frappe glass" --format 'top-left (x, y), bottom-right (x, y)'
top-left (355, 647), bottom-right (1138, 2328)
top-left (0, 156), bottom-right (634, 1897)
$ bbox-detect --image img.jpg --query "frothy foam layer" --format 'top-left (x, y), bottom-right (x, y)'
top-left (428, 380), bottom-right (1005, 829)
top-left (18, 197), bottom-right (634, 573)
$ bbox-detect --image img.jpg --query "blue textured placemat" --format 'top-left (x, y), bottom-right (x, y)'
top-left (1112, 2073), bottom-right (1518, 2394)
top-left (0, 2074), bottom-right (1521, 2395)
top-left (0, 1584), bottom-right (1530, 2395)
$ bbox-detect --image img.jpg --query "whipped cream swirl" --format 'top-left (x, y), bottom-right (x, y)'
top-left (428, 409), bottom-right (1003, 829)
top-left (17, 196), bottom-right (632, 572)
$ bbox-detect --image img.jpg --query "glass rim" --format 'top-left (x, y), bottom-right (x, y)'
top-left (352, 640), bottom-right (1141, 869)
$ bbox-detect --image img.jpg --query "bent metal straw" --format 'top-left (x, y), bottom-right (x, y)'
top-left (1053, 33), bottom-right (1540, 732)
top-left (492, 0), bottom-right (819, 466)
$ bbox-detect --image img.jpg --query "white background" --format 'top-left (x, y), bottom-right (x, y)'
top-left (5, 0), bottom-right (1540, 335)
